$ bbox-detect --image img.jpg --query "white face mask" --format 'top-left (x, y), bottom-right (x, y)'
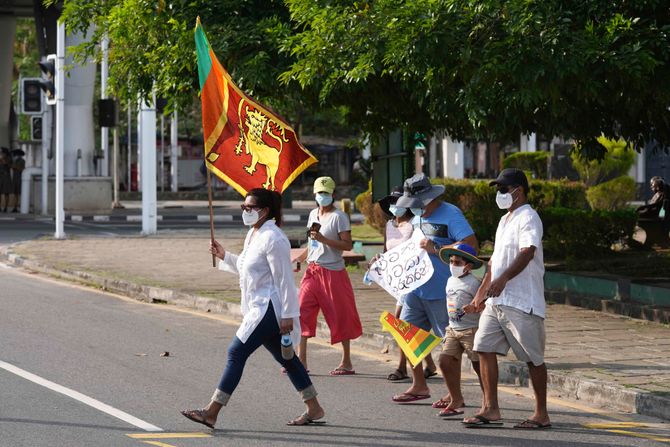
top-left (449, 264), bottom-right (466, 278)
top-left (495, 187), bottom-right (517, 210)
top-left (389, 205), bottom-right (407, 217)
top-left (315, 193), bottom-right (333, 207)
top-left (242, 209), bottom-right (262, 226)
top-left (410, 207), bottom-right (424, 217)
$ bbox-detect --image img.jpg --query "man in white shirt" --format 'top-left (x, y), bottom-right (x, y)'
top-left (462, 168), bottom-right (551, 430)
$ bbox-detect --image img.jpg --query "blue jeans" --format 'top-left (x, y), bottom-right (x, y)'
top-left (217, 302), bottom-right (312, 396)
top-left (400, 292), bottom-right (449, 338)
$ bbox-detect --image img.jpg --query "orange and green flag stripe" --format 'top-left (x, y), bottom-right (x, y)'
top-left (194, 18), bottom-right (317, 196)
top-left (380, 311), bottom-right (441, 367)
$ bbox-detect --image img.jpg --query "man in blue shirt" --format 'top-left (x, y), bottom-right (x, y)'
top-left (391, 173), bottom-right (478, 403)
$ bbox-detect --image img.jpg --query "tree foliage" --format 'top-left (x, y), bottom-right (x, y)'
top-left (281, 0), bottom-right (670, 158)
top-left (61, 0), bottom-right (318, 120)
top-left (58, 0), bottom-right (670, 158)
top-left (571, 136), bottom-right (635, 185)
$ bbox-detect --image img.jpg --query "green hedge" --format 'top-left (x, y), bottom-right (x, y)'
top-left (356, 178), bottom-right (588, 243)
top-left (502, 151), bottom-right (550, 179)
top-left (355, 179), bottom-right (635, 259)
top-left (433, 178), bottom-right (587, 242)
top-left (541, 207), bottom-right (638, 259)
top-left (586, 175), bottom-right (636, 211)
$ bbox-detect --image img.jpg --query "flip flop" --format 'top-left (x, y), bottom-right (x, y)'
top-left (287, 412), bottom-right (327, 426)
top-left (329, 367), bottom-right (355, 376)
top-left (180, 409), bottom-right (215, 429)
top-left (432, 398), bottom-right (456, 408)
top-left (514, 419), bottom-right (552, 429)
top-left (392, 392), bottom-right (431, 403)
top-left (423, 368), bottom-right (438, 379)
top-left (387, 369), bottom-right (409, 381)
top-left (439, 408), bottom-right (465, 417)
top-left (462, 415), bottom-right (504, 428)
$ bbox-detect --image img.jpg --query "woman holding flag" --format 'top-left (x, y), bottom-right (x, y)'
top-left (180, 188), bottom-right (325, 428)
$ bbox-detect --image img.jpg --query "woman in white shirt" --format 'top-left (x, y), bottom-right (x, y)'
top-left (181, 189), bottom-right (325, 428)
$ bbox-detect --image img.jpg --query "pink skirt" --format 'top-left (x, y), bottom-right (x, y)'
top-left (298, 263), bottom-right (363, 344)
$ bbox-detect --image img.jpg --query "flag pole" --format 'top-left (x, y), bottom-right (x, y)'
top-left (206, 167), bottom-right (217, 267)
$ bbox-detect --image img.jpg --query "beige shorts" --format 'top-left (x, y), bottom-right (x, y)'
top-left (440, 326), bottom-right (479, 362)
top-left (473, 304), bottom-right (545, 366)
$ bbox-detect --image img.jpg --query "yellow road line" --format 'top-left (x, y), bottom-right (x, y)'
top-left (127, 432), bottom-right (212, 439)
top-left (141, 441), bottom-right (178, 447)
top-left (605, 429), bottom-right (670, 443)
top-left (583, 422), bottom-right (649, 429)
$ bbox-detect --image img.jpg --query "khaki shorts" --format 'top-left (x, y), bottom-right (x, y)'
top-left (440, 326), bottom-right (479, 362)
top-left (473, 304), bottom-right (545, 366)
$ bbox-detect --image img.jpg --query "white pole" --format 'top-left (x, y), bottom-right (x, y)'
top-left (100, 35), bottom-right (109, 176)
top-left (41, 106), bottom-right (50, 215)
top-left (112, 127), bottom-right (120, 208)
top-left (170, 110), bottom-right (178, 192)
top-left (136, 100), bottom-right (141, 192)
top-left (140, 91), bottom-right (157, 235)
top-left (127, 103), bottom-right (131, 190)
top-left (54, 20), bottom-right (65, 239)
top-left (528, 133), bottom-right (537, 152)
top-left (160, 114), bottom-right (164, 192)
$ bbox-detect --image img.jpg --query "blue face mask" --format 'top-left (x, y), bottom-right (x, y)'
top-left (410, 207), bottom-right (424, 217)
top-left (315, 193), bottom-right (333, 207)
top-left (389, 205), bottom-right (407, 217)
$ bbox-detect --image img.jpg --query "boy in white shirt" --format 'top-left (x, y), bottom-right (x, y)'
top-left (433, 244), bottom-right (483, 417)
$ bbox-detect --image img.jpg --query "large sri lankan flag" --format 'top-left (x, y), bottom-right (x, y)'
top-left (195, 19), bottom-right (317, 195)
top-left (380, 311), bottom-right (441, 367)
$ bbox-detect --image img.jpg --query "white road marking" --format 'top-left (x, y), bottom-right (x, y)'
top-left (0, 360), bottom-right (163, 432)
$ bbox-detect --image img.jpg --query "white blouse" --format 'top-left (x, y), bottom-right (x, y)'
top-left (218, 220), bottom-right (301, 344)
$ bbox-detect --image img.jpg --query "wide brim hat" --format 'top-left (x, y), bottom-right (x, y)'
top-left (438, 244), bottom-right (483, 269)
top-left (377, 186), bottom-right (404, 217)
top-left (395, 173), bottom-right (445, 208)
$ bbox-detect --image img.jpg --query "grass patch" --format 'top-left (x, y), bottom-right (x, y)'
top-left (351, 223), bottom-right (383, 243)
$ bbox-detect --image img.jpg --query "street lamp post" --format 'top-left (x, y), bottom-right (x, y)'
top-left (54, 20), bottom-right (65, 239)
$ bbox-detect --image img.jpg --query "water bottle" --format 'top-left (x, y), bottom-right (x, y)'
top-left (363, 271), bottom-right (373, 286)
top-left (281, 333), bottom-right (294, 360)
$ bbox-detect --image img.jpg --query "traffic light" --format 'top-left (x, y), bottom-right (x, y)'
top-left (98, 99), bottom-right (117, 127)
top-left (20, 78), bottom-right (43, 114)
top-left (31, 116), bottom-right (43, 141)
top-left (38, 55), bottom-right (57, 106)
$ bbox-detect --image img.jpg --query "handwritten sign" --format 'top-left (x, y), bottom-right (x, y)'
top-left (367, 230), bottom-right (434, 300)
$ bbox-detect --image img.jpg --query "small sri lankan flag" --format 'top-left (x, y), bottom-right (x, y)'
top-left (380, 311), bottom-right (441, 367)
top-left (194, 18), bottom-right (317, 196)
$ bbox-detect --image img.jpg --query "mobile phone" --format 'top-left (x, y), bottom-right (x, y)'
top-left (310, 222), bottom-right (321, 232)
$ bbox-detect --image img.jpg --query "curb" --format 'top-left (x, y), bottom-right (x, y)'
top-left (1, 246), bottom-right (668, 421)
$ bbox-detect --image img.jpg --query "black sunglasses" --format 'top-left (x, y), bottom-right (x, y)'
top-left (240, 204), bottom-right (263, 212)
top-left (496, 185), bottom-right (517, 194)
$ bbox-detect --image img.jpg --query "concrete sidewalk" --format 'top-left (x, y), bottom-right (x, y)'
top-left (2, 233), bottom-right (669, 421)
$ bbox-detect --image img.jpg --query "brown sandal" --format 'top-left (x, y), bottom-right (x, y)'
top-left (287, 412), bottom-right (326, 426)
top-left (387, 369), bottom-right (409, 381)
top-left (180, 409), bottom-right (215, 429)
